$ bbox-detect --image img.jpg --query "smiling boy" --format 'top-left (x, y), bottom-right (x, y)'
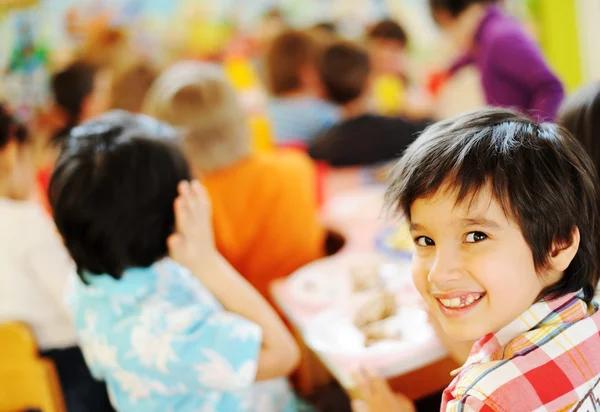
top-left (355, 108), bottom-right (600, 411)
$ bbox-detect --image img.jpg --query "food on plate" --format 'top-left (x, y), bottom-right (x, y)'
top-left (362, 318), bottom-right (402, 347)
top-left (353, 290), bottom-right (397, 328)
top-left (353, 290), bottom-right (402, 346)
top-left (350, 264), bottom-right (382, 292)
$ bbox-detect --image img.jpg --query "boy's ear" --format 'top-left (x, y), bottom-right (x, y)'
top-left (548, 227), bottom-right (580, 273)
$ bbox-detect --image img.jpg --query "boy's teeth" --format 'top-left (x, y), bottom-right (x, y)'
top-left (439, 294), bottom-right (482, 308)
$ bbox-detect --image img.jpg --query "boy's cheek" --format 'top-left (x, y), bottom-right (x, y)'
top-left (411, 261), bottom-right (430, 298)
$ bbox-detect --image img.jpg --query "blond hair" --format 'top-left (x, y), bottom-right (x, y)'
top-left (143, 62), bottom-right (251, 173)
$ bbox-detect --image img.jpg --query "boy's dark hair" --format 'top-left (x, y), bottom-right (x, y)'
top-left (313, 22), bottom-right (337, 34)
top-left (0, 104), bottom-right (28, 149)
top-left (559, 83), bottom-right (600, 185)
top-left (385, 108), bottom-right (600, 302)
top-left (428, 0), bottom-right (498, 17)
top-left (265, 29), bottom-right (320, 95)
top-left (49, 110), bottom-right (190, 282)
top-left (367, 19), bottom-right (408, 47)
top-left (51, 61), bottom-right (99, 144)
top-left (317, 41), bottom-right (371, 105)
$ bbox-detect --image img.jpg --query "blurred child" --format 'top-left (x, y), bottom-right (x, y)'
top-left (109, 61), bottom-right (158, 113)
top-left (430, 0), bottom-right (564, 121)
top-left (50, 61), bottom-right (110, 143)
top-left (0, 105), bottom-right (112, 412)
top-left (366, 19), bottom-right (408, 82)
top-left (309, 41), bottom-right (428, 167)
top-left (264, 29), bottom-right (340, 144)
top-left (144, 62), bottom-right (327, 300)
top-left (49, 111), bottom-right (302, 411)
top-left (558, 83), bottom-right (600, 299)
top-left (354, 108), bottom-right (600, 411)
top-left (366, 19), bottom-right (411, 117)
top-left (558, 83), bottom-right (600, 178)
top-left (34, 60), bottom-right (110, 212)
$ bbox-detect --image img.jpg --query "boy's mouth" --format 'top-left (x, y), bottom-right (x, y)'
top-left (436, 292), bottom-right (486, 310)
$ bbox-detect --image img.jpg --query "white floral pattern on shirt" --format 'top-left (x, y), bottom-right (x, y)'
top-left (67, 258), bottom-right (299, 412)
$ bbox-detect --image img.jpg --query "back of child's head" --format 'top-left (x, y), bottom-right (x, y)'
top-left (385, 108), bottom-right (600, 301)
top-left (0, 104), bottom-right (28, 149)
top-left (428, 0), bottom-right (498, 17)
top-left (51, 61), bottom-right (99, 144)
top-left (317, 41), bottom-right (371, 105)
top-left (143, 61), bottom-right (251, 174)
top-left (110, 62), bottom-right (158, 113)
top-left (558, 83), bottom-right (600, 183)
top-left (264, 29), bottom-right (321, 96)
top-left (49, 110), bottom-right (190, 282)
top-left (367, 19), bottom-right (408, 48)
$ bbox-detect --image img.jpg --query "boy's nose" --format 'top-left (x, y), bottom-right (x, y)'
top-left (427, 248), bottom-right (463, 286)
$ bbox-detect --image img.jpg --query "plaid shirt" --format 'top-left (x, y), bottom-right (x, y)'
top-left (441, 291), bottom-right (600, 411)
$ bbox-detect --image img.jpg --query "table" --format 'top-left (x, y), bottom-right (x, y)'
top-left (270, 167), bottom-right (458, 401)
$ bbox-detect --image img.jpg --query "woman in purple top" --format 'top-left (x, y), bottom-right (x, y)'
top-left (431, 0), bottom-right (564, 121)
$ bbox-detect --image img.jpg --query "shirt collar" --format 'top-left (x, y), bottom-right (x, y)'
top-left (452, 291), bottom-right (593, 375)
top-left (80, 261), bottom-right (164, 297)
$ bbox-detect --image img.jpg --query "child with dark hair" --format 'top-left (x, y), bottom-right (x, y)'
top-left (49, 111), bottom-right (302, 411)
top-left (0, 104), bottom-right (112, 412)
top-left (558, 83), bottom-right (600, 180)
top-left (309, 41), bottom-right (428, 167)
top-left (50, 61), bottom-right (109, 144)
top-left (429, 0), bottom-right (564, 121)
top-left (34, 60), bottom-right (110, 213)
top-left (264, 29), bottom-right (340, 143)
top-left (558, 83), bottom-right (600, 299)
top-left (367, 19), bottom-right (408, 79)
top-left (353, 108), bottom-right (600, 411)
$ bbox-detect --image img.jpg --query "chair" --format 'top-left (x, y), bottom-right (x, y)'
top-left (0, 322), bottom-right (66, 412)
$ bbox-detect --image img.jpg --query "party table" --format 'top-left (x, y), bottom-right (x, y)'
top-left (270, 167), bottom-right (458, 400)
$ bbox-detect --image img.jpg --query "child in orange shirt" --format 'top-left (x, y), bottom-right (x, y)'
top-left (144, 61), bottom-right (327, 299)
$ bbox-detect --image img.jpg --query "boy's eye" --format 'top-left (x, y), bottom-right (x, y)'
top-left (415, 236), bottom-right (435, 247)
top-left (465, 232), bottom-right (487, 243)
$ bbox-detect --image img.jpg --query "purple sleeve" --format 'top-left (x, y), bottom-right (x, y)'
top-left (489, 32), bottom-right (564, 122)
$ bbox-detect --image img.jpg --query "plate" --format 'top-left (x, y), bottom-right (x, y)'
top-left (286, 252), bottom-right (414, 309)
top-left (304, 292), bottom-right (437, 377)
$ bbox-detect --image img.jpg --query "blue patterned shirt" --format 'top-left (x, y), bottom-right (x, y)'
top-left (67, 258), bottom-right (298, 412)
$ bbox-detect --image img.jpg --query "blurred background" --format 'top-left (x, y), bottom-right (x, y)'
top-left (0, 0), bottom-right (597, 125)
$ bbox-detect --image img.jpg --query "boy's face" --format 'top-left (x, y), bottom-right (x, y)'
top-left (409, 184), bottom-right (554, 341)
top-left (370, 39), bottom-right (406, 77)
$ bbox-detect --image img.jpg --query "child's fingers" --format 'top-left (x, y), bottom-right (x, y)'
top-left (351, 399), bottom-right (368, 412)
top-left (167, 233), bottom-right (183, 256)
top-left (191, 180), bottom-right (210, 210)
top-left (364, 367), bottom-right (388, 394)
top-left (174, 195), bottom-right (193, 231)
top-left (351, 367), bottom-right (373, 397)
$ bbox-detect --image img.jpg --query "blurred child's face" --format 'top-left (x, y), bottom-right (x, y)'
top-left (409, 183), bottom-right (559, 341)
top-left (370, 40), bottom-right (406, 77)
top-left (0, 140), bottom-right (35, 200)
